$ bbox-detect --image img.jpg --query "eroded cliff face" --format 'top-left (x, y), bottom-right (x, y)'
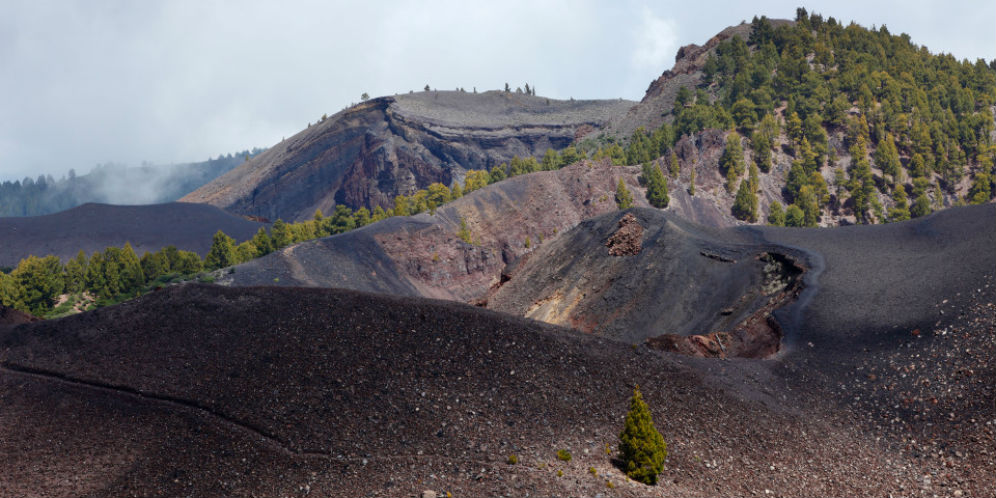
top-left (218, 161), bottom-right (650, 303)
top-left (182, 91), bottom-right (633, 221)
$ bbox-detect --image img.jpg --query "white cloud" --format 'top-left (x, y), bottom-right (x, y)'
top-left (631, 7), bottom-right (678, 76)
top-left (0, 1), bottom-right (992, 183)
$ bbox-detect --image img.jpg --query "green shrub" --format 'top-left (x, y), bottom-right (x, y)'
top-left (556, 449), bottom-right (572, 462)
top-left (507, 454), bottom-right (518, 465)
top-left (618, 385), bottom-right (667, 485)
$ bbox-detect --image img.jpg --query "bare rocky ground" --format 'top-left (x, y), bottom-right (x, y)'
top-left (0, 202), bottom-right (266, 267)
top-left (0, 277), bottom-right (992, 497)
top-left (0, 206), bottom-right (992, 497)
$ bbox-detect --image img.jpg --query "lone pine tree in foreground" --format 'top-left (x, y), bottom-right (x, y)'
top-left (618, 385), bottom-right (667, 485)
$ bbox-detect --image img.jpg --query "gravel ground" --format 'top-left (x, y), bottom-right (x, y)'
top-left (0, 205), bottom-right (991, 497)
top-left (0, 202), bottom-right (265, 266)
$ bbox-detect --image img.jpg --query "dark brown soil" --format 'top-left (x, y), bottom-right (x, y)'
top-left (0, 305), bottom-right (39, 325)
top-left (0, 202), bottom-right (266, 266)
top-left (0, 280), bottom-right (991, 497)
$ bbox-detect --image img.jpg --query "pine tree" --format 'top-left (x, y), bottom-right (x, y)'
top-left (64, 250), bottom-right (89, 293)
top-left (785, 204), bottom-right (806, 227)
top-left (732, 179), bottom-right (757, 222)
top-left (171, 250), bottom-right (203, 275)
top-left (888, 184), bottom-right (911, 222)
top-left (615, 178), bottom-right (634, 209)
top-left (234, 241), bottom-right (257, 264)
top-left (271, 219), bottom-right (292, 248)
top-left (668, 150), bottom-right (680, 177)
top-left (328, 205), bottom-right (356, 234)
top-left (205, 230), bottom-right (237, 271)
top-left (642, 163), bottom-right (669, 208)
top-left (372, 205), bottom-right (388, 221)
top-left (767, 201), bottom-right (786, 226)
top-left (719, 132), bottom-right (744, 191)
top-left (874, 132), bottom-right (901, 183)
top-left (140, 250), bottom-right (168, 283)
top-left (797, 186), bottom-right (821, 227)
top-left (967, 171), bottom-right (992, 204)
top-left (11, 255), bottom-right (64, 315)
top-left (354, 207), bottom-right (372, 227)
top-left (618, 385), bottom-right (667, 485)
top-left (251, 227), bottom-right (274, 257)
top-left (689, 167), bottom-right (696, 195)
top-left (0, 271), bottom-right (21, 310)
top-left (119, 243), bottom-right (144, 291)
top-left (911, 193), bottom-right (932, 218)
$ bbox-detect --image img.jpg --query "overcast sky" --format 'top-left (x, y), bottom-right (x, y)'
top-left (1, 0), bottom-right (993, 182)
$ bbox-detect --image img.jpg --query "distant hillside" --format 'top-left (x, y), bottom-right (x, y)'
top-left (0, 202), bottom-right (266, 268)
top-left (0, 149), bottom-right (264, 217)
top-left (588, 11), bottom-right (995, 226)
top-left (181, 91), bottom-right (633, 221)
top-left (181, 12), bottom-right (994, 229)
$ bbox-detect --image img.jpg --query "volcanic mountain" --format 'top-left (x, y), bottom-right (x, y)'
top-left (0, 202), bottom-right (266, 267)
top-left (181, 91), bottom-right (633, 221)
top-left (3, 11), bottom-right (995, 498)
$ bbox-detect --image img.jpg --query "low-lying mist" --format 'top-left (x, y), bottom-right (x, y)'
top-left (0, 149), bottom-right (264, 217)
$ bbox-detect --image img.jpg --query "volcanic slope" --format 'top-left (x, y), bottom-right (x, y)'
top-left (3, 281), bottom-right (993, 497)
top-left (490, 204), bottom-right (994, 356)
top-left (217, 160), bottom-right (652, 302)
top-left (181, 91), bottom-right (634, 221)
top-left (487, 207), bottom-right (803, 352)
top-left (0, 202), bottom-right (266, 267)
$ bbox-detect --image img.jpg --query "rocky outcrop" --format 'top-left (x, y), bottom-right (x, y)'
top-left (182, 92), bottom-right (633, 221)
top-left (605, 213), bottom-right (643, 256)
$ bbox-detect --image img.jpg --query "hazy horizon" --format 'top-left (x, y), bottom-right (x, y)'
top-left (2, 0), bottom-right (993, 182)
